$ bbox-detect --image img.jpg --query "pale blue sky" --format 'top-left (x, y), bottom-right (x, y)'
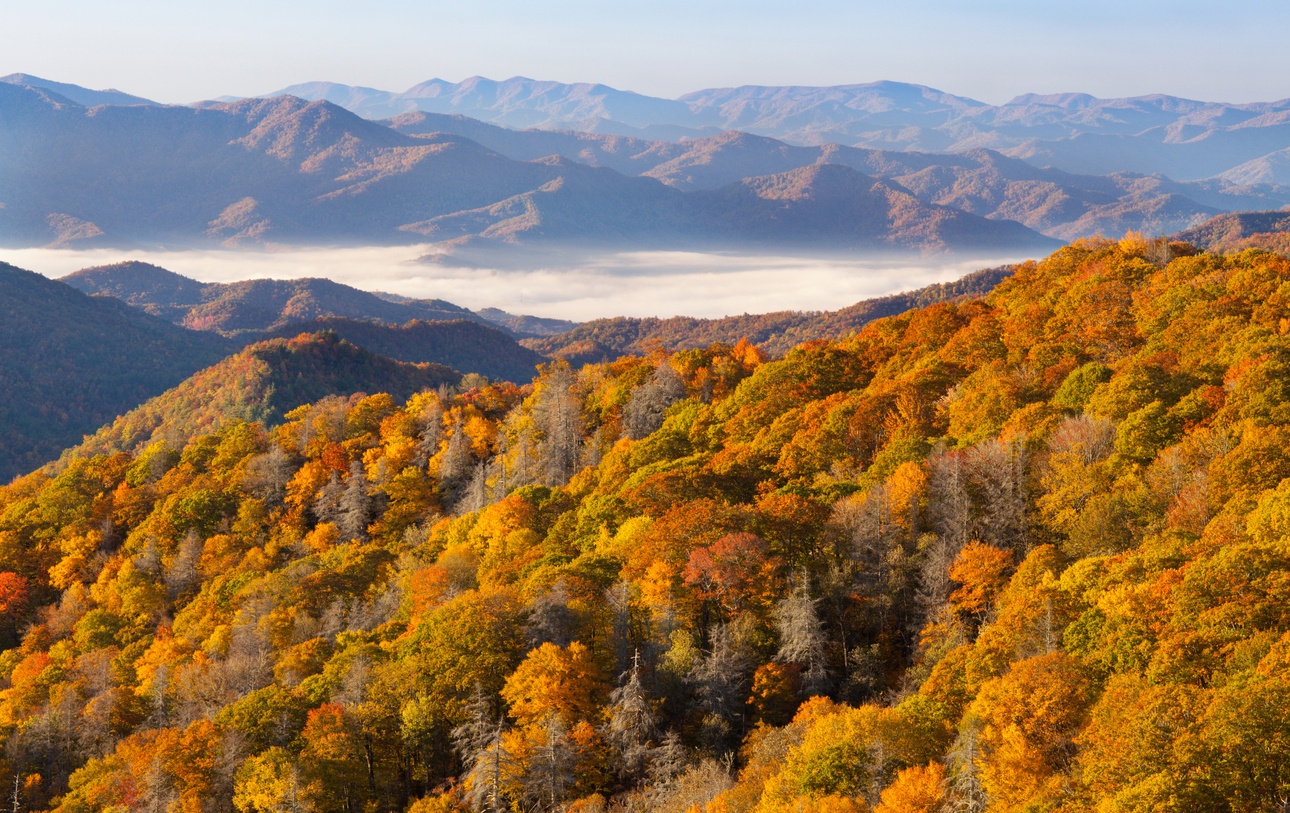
top-left (1, 0), bottom-right (1285, 104)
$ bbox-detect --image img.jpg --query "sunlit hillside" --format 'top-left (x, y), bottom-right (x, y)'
top-left (0, 237), bottom-right (1286, 811)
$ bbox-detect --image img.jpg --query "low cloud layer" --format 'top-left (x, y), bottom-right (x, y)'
top-left (7, 245), bottom-right (1035, 322)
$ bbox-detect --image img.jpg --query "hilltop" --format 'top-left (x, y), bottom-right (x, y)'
top-left (62, 262), bottom-right (486, 335)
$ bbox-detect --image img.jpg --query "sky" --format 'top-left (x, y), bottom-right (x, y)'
top-left (1, 0), bottom-right (1286, 105)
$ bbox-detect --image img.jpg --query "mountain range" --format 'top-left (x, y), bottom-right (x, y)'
top-left (0, 80), bottom-right (1056, 255)
top-left (7, 73), bottom-right (1290, 254)
top-left (264, 76), bottom-right (1290, 182)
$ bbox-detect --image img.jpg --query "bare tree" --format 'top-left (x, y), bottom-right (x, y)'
top-left (526, 579), bottom-right (575, 649)
top-left (523, 714), bottom-right (576, 813)
top-left (774, 577), bottom-right (829, 696)
top-left (624, 362), bottom-right (686, 440)
top-left (967, 437), bottom-right (1029, 552)
top-left (539, 364), bottom-right (583, 487)
top-left (453, 688), bottom-right (510, 813)
top-left (164, 529), bottom-right (202, 601)
top-left (605, 652), bottom-right (658, 786)
top-left (337, 461), bottom-right (371, 541)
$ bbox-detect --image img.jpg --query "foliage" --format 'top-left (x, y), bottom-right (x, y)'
top-left (0, 241), bottom-right (1287, 812)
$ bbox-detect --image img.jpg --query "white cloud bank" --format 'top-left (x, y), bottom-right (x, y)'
top-left (6, 245), bottom-right (1036, 322)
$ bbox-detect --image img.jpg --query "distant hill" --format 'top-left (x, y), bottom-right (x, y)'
top-left (475, 307), bottom-right (579, 337)
top-left (66, 331), bottom-right (459, 461)
top-left (0, 262), bottom-right (233, 480)
top-left (258, 317), bottom-right (547, 382)
top-left (1171, 209), bottom-right (1290, 252)
top-left (62, 262), bottom-right (488, 335)
top-left (526, 265), bottom-right (1014, 363)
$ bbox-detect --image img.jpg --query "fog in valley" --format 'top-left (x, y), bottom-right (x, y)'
top-left (7, 244), bottom-right (1032, 321)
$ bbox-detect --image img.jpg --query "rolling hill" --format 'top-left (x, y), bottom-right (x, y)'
top-left (65, 331), bottom-right (460, 461)
top-left (1171, 208), bottom-right (1290, 252)
top-left (257, 317), bottom-right (547, 382)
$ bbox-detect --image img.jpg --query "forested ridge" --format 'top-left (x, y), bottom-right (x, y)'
top-left (0, 237), bottom-right (1288, 812)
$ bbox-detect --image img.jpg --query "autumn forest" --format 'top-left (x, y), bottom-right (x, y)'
top-left (0, 236), bottom-right (1287, 812)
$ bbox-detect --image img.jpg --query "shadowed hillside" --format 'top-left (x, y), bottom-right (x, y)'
top-left (0, 262), bottom-right (233, 480)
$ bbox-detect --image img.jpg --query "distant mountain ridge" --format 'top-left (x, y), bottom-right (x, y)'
top-left (0, 72), bottom-right (159, 107)
top-left (0, 82), bottom-right (1057, 255)
top-left (267, 76), bottom-right (1290, 182)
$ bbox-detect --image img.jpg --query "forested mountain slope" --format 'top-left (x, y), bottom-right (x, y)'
top-left (0, 262), bottom-right (233, 481)
top-left (1172, 209), bottom-right (1290, 253)
top-left (527, 265), bottom-right (1014, 363)
top-left (0, 239), bottom-right (1288, 812)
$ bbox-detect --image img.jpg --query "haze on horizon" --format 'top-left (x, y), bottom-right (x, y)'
top-left (2, 0), bottom-right (1286, 105)
top-left (2, 246), bottom-right (1026, 323)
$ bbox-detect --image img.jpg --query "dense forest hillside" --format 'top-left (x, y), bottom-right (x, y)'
top-left (258, 317), bottom-right (546, 382)
top-left (62, 263), bottom-right (489, 336)
top-left (0, 262), bottom-right (233, 481)
top-left (528, 265), bottom-right (1014, 363)
top-left (64, 331), bottom-right (461, 463)
top-left (0, 238), bottom-right (1286, 811)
